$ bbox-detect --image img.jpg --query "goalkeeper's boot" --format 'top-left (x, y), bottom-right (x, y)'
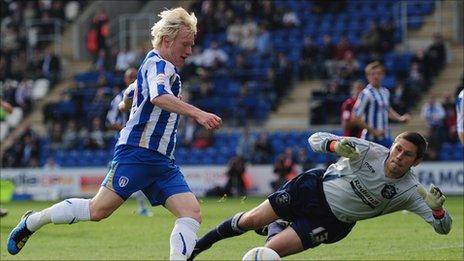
top-left (7, 210), bottom-right (35, 255)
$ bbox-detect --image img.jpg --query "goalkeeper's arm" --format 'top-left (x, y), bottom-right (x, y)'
top-left (308, 132), bottom-right (361, 159)
top-left (416, 184), bottom-right (452, 235)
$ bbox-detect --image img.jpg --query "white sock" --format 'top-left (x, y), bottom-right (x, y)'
top-left (26, 198), bottom-right (90, 232)
top-left (169, 217), bottom-right (200, 261)
top-left (135, 191), bottom-right (147, 210)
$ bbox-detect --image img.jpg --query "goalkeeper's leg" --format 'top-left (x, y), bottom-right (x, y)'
top-left (189, 200), bottom-right (279, 260)
top-left (7, 187), bottom-right (124, 255)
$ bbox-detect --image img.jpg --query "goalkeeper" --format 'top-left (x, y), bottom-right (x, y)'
top-left (189, 132), bottom-right (452, 260)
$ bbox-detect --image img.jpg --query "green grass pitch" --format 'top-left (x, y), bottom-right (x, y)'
top-left (0, 197), bottom-right (462, 260)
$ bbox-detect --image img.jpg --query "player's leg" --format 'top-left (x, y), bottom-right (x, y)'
top-left (165, 192), bottom-right (201, 261)
top-left (265, 226), bottom-right (304, 257)
top-left (6, 159), bottom-right (141, 255)
top-left (190, 200), bottom-right (279, 260)
top-left (134, 191), bottom-right (152, 216)
top-left (7, 187), bottom-right (124, 255)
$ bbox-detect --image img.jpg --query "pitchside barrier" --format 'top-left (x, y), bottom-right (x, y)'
top-left (1, 162), bottom-right (463, 201)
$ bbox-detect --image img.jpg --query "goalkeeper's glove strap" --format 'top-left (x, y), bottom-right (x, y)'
top-left (432, 209), bottom-right (445, 219)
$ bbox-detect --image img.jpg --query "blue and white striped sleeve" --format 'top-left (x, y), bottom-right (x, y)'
top-left (147, 60), bottom-right (174, 100)
top-left (457, 90), bottom-right (463, 134)
top-left (353, 91), bottom-right (369, 117)
top-left (106, 93), bottom-right (123, 126)
top-left (124, 82), bottom-right (136, 99)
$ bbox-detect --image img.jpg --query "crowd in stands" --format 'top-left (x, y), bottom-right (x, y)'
top-left (1, 0), bottom-right (462, 169)
top-left (1, 0), bottom-right (87, 167)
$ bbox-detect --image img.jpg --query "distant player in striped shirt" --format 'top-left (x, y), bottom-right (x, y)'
top-left (352, 61), bottom-right (410, 147)
top-left (8, 7), bottom-right (222, 260)
top-left (456, 90), bottom-right (464, 144)
top-left (106, 67), bottom-right (153, 217)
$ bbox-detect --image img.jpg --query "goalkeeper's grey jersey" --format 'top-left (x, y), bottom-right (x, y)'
top-left (309, 132), bottom-right (452, 234)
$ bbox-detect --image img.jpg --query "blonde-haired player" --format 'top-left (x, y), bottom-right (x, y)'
top-left (8, 7), bottom-right (222, 261)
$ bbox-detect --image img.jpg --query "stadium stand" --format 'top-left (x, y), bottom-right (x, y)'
top-left (1, 0), bottom-right (462, 168)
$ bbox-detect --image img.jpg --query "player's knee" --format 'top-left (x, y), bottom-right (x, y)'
top-left (90, 208), bottom-right (112, 221)
top-left (239, 211), bottom-right (260, 229)
top-left (187, 208), bottom-right (202, 224)
top-left (89, 203), bottom-right (114, 221)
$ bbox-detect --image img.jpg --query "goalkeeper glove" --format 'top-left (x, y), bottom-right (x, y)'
top-left (334, 138), bottom-right (360, 159)
top-left (417, 184), bottom-right (446, 211)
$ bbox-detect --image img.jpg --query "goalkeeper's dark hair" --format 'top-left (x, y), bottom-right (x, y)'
top-left (395, 132), bottom-right (428, 159)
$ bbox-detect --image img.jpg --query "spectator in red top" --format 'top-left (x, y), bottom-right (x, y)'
top-left (341, 80), bottom-right (364, 137)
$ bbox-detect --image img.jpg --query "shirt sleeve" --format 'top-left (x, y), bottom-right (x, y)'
top-left (106, 93), bottom-right (123, 126)
top-left (124, 81), bottom-right (137, 99)
top-left (456, 91), bottom-right (464, 134)
top-left (147, 59), bottom-right (174, 100)
top-left (405, 187), bottom-right (452, 235)
top-left (308, 132), bottom-right (341, 153)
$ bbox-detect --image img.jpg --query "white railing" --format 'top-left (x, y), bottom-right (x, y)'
top-left (24, 18), bottom-right (64, 60)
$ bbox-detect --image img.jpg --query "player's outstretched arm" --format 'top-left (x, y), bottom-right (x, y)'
top-left (152, 94), bottom-right (222, 130)
top-left (416, 184), bottom-right (452, 234)
top-left (308, 132), bottom-right (360, 159)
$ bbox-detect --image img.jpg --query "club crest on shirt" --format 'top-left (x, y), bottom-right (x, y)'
top-left (118, 176), bottom-right (129, 187)
top-left (275, 191), bottom-right (291, 206)
top-left (381, 184), bottom-right (397, 199)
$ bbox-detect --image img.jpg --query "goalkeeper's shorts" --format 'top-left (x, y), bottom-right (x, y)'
top-left (268, 168), bottom-right (355, 249)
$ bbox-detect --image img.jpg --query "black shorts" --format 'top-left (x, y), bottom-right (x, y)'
top-left (268, 168), bottom-right (356, 249)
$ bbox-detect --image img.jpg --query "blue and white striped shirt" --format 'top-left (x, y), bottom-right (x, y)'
top-left (353, 84), bottom-right (391, 140)
top-left (106, 82), bottom-right (136, 127)
top-left (117, 50), bottom-right (181, 159)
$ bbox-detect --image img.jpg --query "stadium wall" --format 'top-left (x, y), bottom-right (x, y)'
top-left (1, 162), bottom-right (463, 201)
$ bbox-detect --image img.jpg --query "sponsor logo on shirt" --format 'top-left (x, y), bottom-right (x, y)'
top-left (350, 178), bottom-right (381, 208)
top-left (381, 184), bottom-right (397, 199)
top-left (364, 162), bottom-right (375, 173)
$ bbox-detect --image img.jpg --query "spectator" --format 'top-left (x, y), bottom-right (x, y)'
top-left (421, 94), bottom-right (446, 143)
top-left (390, 80), bottom-right (410, 115)
top-left (239, 16), bottom-right (258, 52)
top-left (43, 156), bottom-right (60, 170)
top-left (191, 128), bottom-right (214, 149)
top-left (39, 46), bottom-right (61, 84)
top-left (61, 120), bottom-right (80, 150)
top-left (421, 94), bottom-right (446, 130)
top-left (296, 148), bottom-right (315, 171)
top-left (407, 62), bottom-right (425, 94)
top-left (236, 128), bottom-right (255, 162)
top-left (426, 33), bottom-right (446, 75)
top-left (84, 117), bottom-right (105, 150)
top-left (201, 41), bottom-right (228, 69)
top-left (271, 150), bottom-right (296, 191)
top-left (223, 156), bottom-right (248, 197)
top-left (226, 17), bottom-right (243, 46)
top-left (335, 36), bottom-right (353, 61)
top-left (320, 34), bottom-right (336, 78)
top-left (361, 21), bottom-right (381, 53)
top-left (299, 37), bottom-right (319, 80)
top-left (15, 78), bottom-right (33, 114)
top-left (179, 117), bottom-right (197, 148)
top-left (255, 23), bottom-right (271, 58)
top-left (282, 7), bottom-right (300, 28)
top-left (252, 132), bottom-right (273, 164)
top-left (341, 80), bottom-right (364, 138)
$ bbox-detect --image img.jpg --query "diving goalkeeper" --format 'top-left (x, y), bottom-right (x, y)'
top-left (189, 131), bottom-right (452, 259)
